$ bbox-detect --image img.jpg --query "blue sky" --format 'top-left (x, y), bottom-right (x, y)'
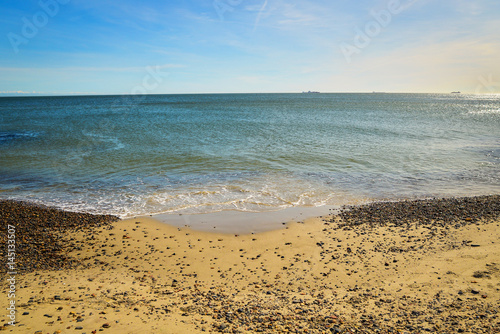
top-left (1, 0), bottom-right (499, 95)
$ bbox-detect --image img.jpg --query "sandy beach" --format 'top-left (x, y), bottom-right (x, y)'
top-left (1, 196), bottom-right (499, 333)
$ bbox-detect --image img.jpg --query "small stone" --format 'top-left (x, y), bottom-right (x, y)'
top-left (102, 323), bottom-right (110, 328)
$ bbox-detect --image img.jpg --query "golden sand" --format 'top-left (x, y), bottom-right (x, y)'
top-left (3, 212), bottom-right (499, 333)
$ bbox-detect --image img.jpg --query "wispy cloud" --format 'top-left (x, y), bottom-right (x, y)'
top-left (252, 0), bottom-right (269, 32)
top-left (0, 90), bottom-right (98, 95)
top-left (243, 0), bottom-right (346, 32)
top-left (277, 3), bottom-right (325, 26)
top-left (0, 64), bottom-right (183, 73)
top-left (1, 0), bottom-right (498, 94)
top-left (454, 0), bottom-right (485, 15)
top-left (0, 90), bottom-right (40, 94)
top-left (237, 75), bottom-right (270, 84)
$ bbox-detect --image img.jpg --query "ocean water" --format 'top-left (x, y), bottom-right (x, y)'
top-left (0, 93), bottom-right (499, 218)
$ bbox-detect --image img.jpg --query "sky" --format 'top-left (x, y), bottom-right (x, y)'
top-left (0, 0), bottom-right (499, 95)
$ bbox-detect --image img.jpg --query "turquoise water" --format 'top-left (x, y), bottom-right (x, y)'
top-left (0, 93), bottom-right (499, 217)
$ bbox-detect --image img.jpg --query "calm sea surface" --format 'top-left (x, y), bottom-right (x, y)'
top-left (0, 93), bottom-right (499, 217)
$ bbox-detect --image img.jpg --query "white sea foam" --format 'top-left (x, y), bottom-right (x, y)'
top-left (0, 130), bottom-right (41, 142)
top-left (81, 131), bottom-right (126, 151)
top-left (468, 108), bottom-right (500, 115)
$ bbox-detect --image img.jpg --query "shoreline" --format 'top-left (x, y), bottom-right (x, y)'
top-left (1, 196), bottom-right (499, 333)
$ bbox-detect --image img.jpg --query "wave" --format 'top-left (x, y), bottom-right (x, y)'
top-left (81, 131), bottom-right (126, 151)
top-left (0, 173), bottom-right (360, 219)
top-left (468, 109), bottom-right (500, 115)
top-left (0, 131), bottom-right (41, 143)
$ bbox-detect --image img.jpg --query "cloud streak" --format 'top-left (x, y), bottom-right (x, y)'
top-left (252, 0), bottom-right (269, 32)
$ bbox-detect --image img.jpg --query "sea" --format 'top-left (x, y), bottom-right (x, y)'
top-left (1, 93), bottom-right (499, 219)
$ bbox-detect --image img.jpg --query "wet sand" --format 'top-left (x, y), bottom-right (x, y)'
top-left (1, 196), bottom-right (499, 333)
top-left (153, 205), bottom-right (338, 234)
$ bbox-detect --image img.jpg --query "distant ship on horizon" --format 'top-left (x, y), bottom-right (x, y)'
top-left (302, 91), bottom-right (320, 94)
top-left (451, 91), bottom-right (461, 94)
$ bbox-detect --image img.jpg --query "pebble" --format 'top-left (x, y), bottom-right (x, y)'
top-left (0, 200), bottom-right (118, 274)
top-left (338, 195), bottom-right (500, 228)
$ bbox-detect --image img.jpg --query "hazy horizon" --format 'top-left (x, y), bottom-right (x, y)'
top-left (0, 91), bottom-right (498, 98)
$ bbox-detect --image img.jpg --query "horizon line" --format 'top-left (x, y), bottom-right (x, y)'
top-left (0, 91), bottom-right (496, 98)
